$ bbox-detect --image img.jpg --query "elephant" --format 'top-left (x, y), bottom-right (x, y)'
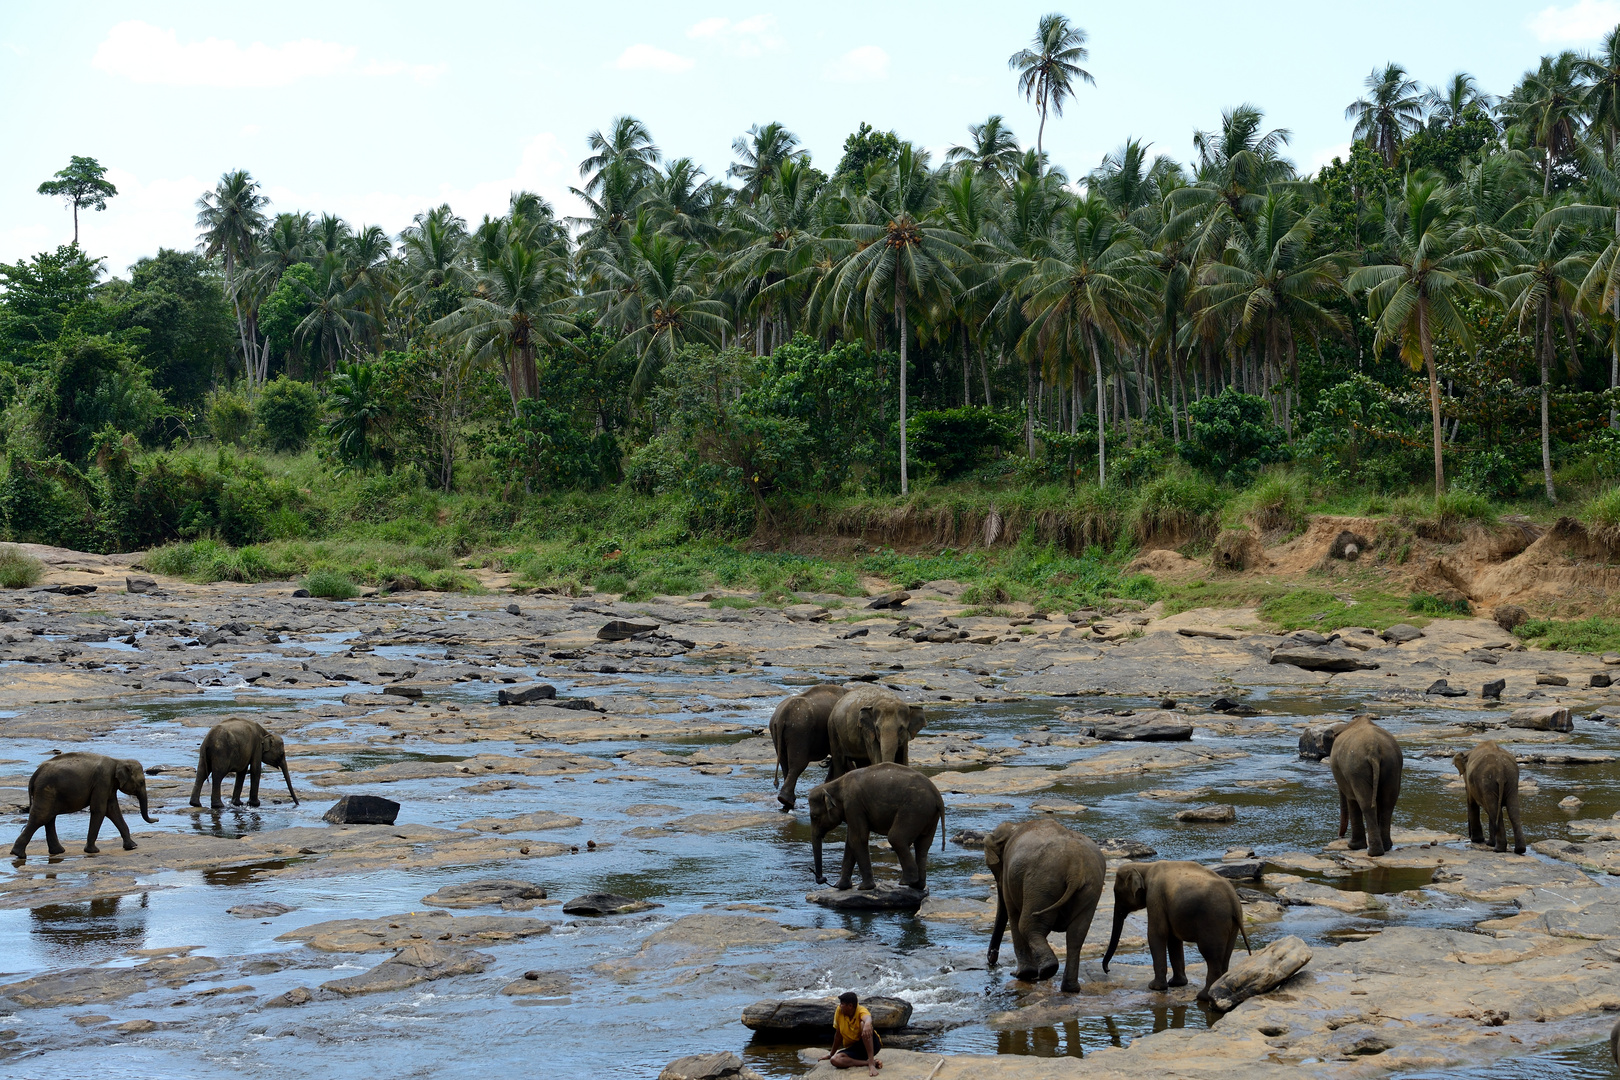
top-left (1328, 714), bottom-right (1403, 857)
top-left (826, 686), bottom-right (925, 779)
top-left (1453, 741), bottom-right (1525, 854)
top-left (808, 762), bottom-right (944, 892)
top-left (985, 819), bottom-right (1106, 993)
top-left (769, 684), bottom-right (848, 811)
top-left (10, 753), bottom-right (159, 858)
top-left (1102, 861), bottom-right (1251, 1003)
top-left (189, 719), bottom-right (299, 810)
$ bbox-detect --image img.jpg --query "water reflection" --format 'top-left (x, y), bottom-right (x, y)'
top-left (28, 894), bottom-right (146, 962)
top-left (996, 1019), bottom-right (1085, 1057)
top-left (189, 809), bottom-right (268, 840)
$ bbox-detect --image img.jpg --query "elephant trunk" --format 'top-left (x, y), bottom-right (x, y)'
top-left (138, 789), bottom-right (158, 823)
top-left (879, 727), bottom-right (900, 764)
top-left (1102, 908), bottom-right (1126, 972)
top-left (811, 830), bottom-right (826, 885)
top-left (281, 762), bottom-right (299, 806)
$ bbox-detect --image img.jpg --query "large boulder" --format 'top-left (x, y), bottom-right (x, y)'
top-left (421, 880), bottom-right (547, 909)
top-left (1207, 935), bottom-right (1311, 1012)
top-left (497, 683), bottom-right (557, 706)
top-left (1482, 678), bottom-right (1506, 700)
top-left (322, 795), bottom-right (399, 825)
top-left (597, 619), bottom-right (659, 641)
top-left (1270, 646), bottom-right (1376, 673)
top-left (1175, 804), bottom-right (1236, 823)
top-left (562, 892), bottom-right (660, 916)
top-left (1494, 605), bottom-right (1529, 632)
top-left (806, 884), bottom-right (926, 911)
top-left (1425, 679), bottom-right (1468, 697)
top-left (659, 1052), bottom-right (764, 1080)
top-left (1507, 706), bottom-right (1573, 733)
top-left (742, 996), bottom-right (913, 1034)
top-left (1073, 710), bottom-right (1194, 742)
top-left (1381, 623), bottom-right (1425, 644)
top-left (865, 591), bottom-right (911, 610)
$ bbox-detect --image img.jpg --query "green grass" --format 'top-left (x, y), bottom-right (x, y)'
top-left (1225, 468), bottom-right (1310, 535)
top-left (304, 568), bottom-right (359, 600)
top-left (1583, 487), bottom-right (1620, 530)
top-left (141, 538), bottom-right (478, 591)
top-left (1517, 617), bottom-right (1620, 654)
top-left (1257, 587), bottom-right (1432, 632)
top-left (0, 546), bottom-right (43, 589)
top-left (1408, 592), bottom-right (1472, 616)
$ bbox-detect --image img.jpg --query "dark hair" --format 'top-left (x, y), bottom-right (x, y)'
top-left (838, 992), bottom-right (858, 1005)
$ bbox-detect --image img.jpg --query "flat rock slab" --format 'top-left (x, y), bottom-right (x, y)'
top-left (563, 892), bottom-right (661, 916)
top-left (456, 811), bottom-right (581, 833)
top-left (806, 884), bottom-right (927, 911)
top-left (742, 995), bottom-right (913, 1032)
top-left (1507, 706), bottom-right (1573, 732)
top-left (227, 902), bottom-right (295, 918)
top-left (321, 942), bottom-right (491, 996)
top-left (1381, 624), bottom-right (1424, 643)
top-left (1270, 646), bottom-right (1377, 672)
top-left (498, 683), bottom-right (556, 705)
top-left (1176, 804), bottom-right (1236, 823)
top-left (1275, 883), bottom-right (1385, 912)
top-left (659, 1051), bottom-right (760, 1080)
top-left (1076, 710), bottom-right (1195, 742)
top-left (322, 794), bottom-right (400, 825)
top-left (421, 879), bottom-right (548, 909)
top-left (0, 955), bottom-right (220, 1008)
top-left (598, 620), bottom-right (659, 641)
top-left (1177, 627), bottom-right (1241, 640)
top-left (278, 911), bottom-right (551, 952)
top-left (1209, 934), bottom-right (1311, 1011)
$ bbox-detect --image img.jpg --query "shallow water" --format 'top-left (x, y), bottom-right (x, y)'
top-left (2, 645), bottom-right (1618, 1078)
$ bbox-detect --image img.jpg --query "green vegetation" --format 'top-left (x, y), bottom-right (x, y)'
top-left (1517, 617), bottom-right (1620, 654)
top-left (1408, 592), bottom-right (1473, 616)
top-left (0, 545), bottom-right (43, 588)
top-left (1259, 588), bottom-right (1435, 632)
top-left (303, 568), bottom-right (359, 600)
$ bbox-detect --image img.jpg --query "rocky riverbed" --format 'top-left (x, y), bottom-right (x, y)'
top-left (2, 552), bottom-right (1620, 1078)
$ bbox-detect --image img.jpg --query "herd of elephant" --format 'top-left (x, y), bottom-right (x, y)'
top-left (3, 687), bottom-right (1531, 1006)
top-left (774, 686), bottom-right (1531, 1002)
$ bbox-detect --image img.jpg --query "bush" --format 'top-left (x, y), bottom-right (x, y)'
top-left (255, 377), bottom-right (321, 453)
top-left (906, 408), bottom-right (1017, 481)
top-left (207, 390), bottom-right (254, 446)
top-left (0, 545), bottom-right (44, 588)
top-left (1516, 616), bottom-right (1620, 654)
top-left (1456, 446), bottom-right (1524, 501)
top-left (1228, 469), bottom-right (1309, 535)
top-left (1409, 591), bottom-right (1472, 616)
top-left (1585, 486), bottom-right (1620, 531)
top-left (304, 568), bottom-right (358, 599)
top-left (1182, 389), bottom-right (1290, 484)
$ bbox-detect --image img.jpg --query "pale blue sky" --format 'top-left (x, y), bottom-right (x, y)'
top-left (1, 1), bottom-right (1614, 276)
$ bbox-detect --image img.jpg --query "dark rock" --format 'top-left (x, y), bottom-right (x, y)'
top-left (838, 628), bottom-right (869, 640)
top-left (382, 684), bottom-right (423, 699)
top-left (71, 633), bottom-right (109, 642)
top-left (562, 893), bottom-right (660, 916)
top-left (505, 604), bottom-right (521, 616)
top-left (1286, 630), bottom-right (1331, 647)
top-left (597, 619), bottom-right (659, 642)
top-left (422, 880), bottom-right (547, 909)
top-left (1298, 721), bottom-right (1346, 761)
top-left (125, 576), bottom-right (157, 594)
top-left (1210, 697), bottom-right (1240, 713)
top-left (1210, 860), bottom-right (1263, 881)
top-left (1507, 706), bottom-right (1573, 732)
top-left (497, 683), bottom-right (556, 706)
top-left (865, 591), bottom-right (911, 610)
top-left (196, 630), bottom-right (229, 647)
top-left (1158, 698), bottom-right (1177, 709)
top-left (1270, 646), bottom-right (1376, 673)
top-left (1381, 624), bottom-right (1424, 644)
top-left (1176, 804), bottom-right (1236, 823)
top-left (741, 996), bottom-right (913, 1033)
top-left (1226, 703), bottom-right (1261, 716)
top-left (292, 589), bottom-right (311, 598)
top-left (659, 1051), bottom-right (759, 1080)
top-left (1592, 674), bottom-right (1613, 689)
top-left (806, 884), bottom-right (926, 911)
top-left (1482, 678), bottom-right (1506, 700)
top-left (951, 829), bottom-right (987, 849)
top-left (1330, 530), bottom-right (1368, 561)
top-left (322, 795), bottom-right (400, 826)
top-left (1425, 679), bottom-right (1468, 697)
top-left (42, 584), bottom-right (97, 596)
top-left (1494, 605), bottom-right (1529, 632)
top-left (1176, 627), bottom-right (1240, 640)
top-left (550, 696), bottom-right (605, 712)
top-left (1465, 649), bottom-right (1501, 665)
top-left (1536, 674), bottom-right (1569, 686)
top-left (1097, 838), bottom-right (1157, 859)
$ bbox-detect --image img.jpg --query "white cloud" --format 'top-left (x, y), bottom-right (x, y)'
top-left (686, 15), bottom-right (781, 57)
top-left (614, 44), bottom-right (695, 74)
top-left (90, 21), bottom-right (448, 89)
top-left (824, 45), bottom-right (889, 83)
top-left (1307, 142), bottom-right (1352, 174)
top-left (240, 124), bottom-right (261, 137)
top-left (1529, 0), bottom-right (1620, 42)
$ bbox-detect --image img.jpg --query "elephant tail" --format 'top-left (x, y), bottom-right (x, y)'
top-left (1238, 914), bottom-right (1252, 955)
top-left (1031, 878), bottom-right (1081, 920)
top-left (939, 801), bottom-right (946, 852)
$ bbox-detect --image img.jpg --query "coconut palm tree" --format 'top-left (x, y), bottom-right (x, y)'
top-left (196, 169), bottom-right (271, 388)
top-left (1579, 29), bottom-right (1620, 161)
top-left (1502, 51), bottom-right (1588, 196)
top-left (1346, 63), bottom-right (1425, 165)
top-left (817, 144), bottom-right (966, 493)
top-left (1424, 72), bottom-right (1494, 130)
top-left (728, 122), bottom-right (800, 204)
top-left (396, 205), bottom-right (472, 327)
top-left (1017, 196), bottom-right (1159, 486)
top-left (1008, 13), bottom-right (1094, 158)
top-left (294, 251), bottom-right (375, 373)
top-left (433, 239), bottom-right (574, 409)
top-left (722, 158), bottom-right (826, 355)
top-left (945, 116), bottom-right (1023, 181)
top-left (578, 116), bottom-right (660, 197)
top-left (1348, 178), bottom-right (1498, 497)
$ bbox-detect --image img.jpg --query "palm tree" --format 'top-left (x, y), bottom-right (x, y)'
top-left (1548, 151), bottom-right (1620, 429)
top-left (645, 158), bottom-right (721, 242)
top-left (817, 144), bottom-right (966, 493)
top-left (1348, 178), bottom-right (1497, 497)
top-left (294, 252), bottom-right (374, 372)
top-left (1346, 63), bottom-right (1425, 165)
top-left (196, 169), bottom-right (271, 389)
top-left (578, 116), bottom-right (660, 197)
top-left (1175, 105), bottom-right (1299, 261)
top-left (1017, 196), bottom-right (1158, 485)
top-left (344, 225), bottom-right (396, 354)
top-left (1580, 29), bottom-right (1620, 161)
top-left (722, 158), bottom-right (825, 355)
top-left (728, 122), bottom-right (800, 204)
top-left (325, 359), bottom-right (385, 468)
top-left (945, 116), bottom-right (1022, 180)
top-left (1008, 13), bottom-right (1094, 158)
top-left (396, 204), bottom-right (471, 327)
top-left (1502, 51), bottom-right (1588, 196)
top-left (433, 239), bottom-right (574, 409)
top-left (1424, 72), bottom-right (1494, 130)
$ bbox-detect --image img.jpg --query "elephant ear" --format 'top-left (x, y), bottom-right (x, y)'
top-left (858, 705), bottom-right (877, 738)
top-left (114, 759), bottom-right (141, 792)
top-left (260, 731), bottom-right (276, 757)
top-left (1452, 752), bottom-right (1469, 775)
top-left (983, 824), bottom-right (1012, 877)
top-left (906, 705), bottom-right (926, 737)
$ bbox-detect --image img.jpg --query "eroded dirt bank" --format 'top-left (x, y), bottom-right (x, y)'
top-left (1, 550), bottom-right (1619, 1077)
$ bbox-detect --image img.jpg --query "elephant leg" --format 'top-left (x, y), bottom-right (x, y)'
top-left (1018, 915), bottom-right (1058, 983)
top-left (1345, 797), bottom-right (1368, 851)
top-left (44, 816), bottom-right (64, 856)
top-left (1060, 895), bottom-right (1100, 993)
top-left (106, 799), bottom-right (136, 851)
top-left (1195, 934), bottom-right (1231, 1001)
top-left (1489, 804), bottom-right (1506, 853)
top-left (1146, 923), bottom-right (1170, 992)
top-left (890, 831), bottom-right (919, 888)
top-left (1508, 796), bottom-right (1526, 855)
top-left (85, 806), bottom-right (105, 854)
top-left (189, 753), bottom-right (207, 807)
top-left (1466, 796), bottom-right (1484, 844)
top-left (230, 770), bottom-right (247, 806)
top-left (912, 837), bottom-right (929, 892)
top-left (10, 819), bottom-right (41, 858)
top-left (851, 826), bottom-right (876, 890)
top-left (210, 771), bottom-right (225, 810)
top-left (1166, 937), bottom-right (1188, 988)
top-left (247, 766), bottom-right (262, 808)
top-left (777, 762), bottom-right (804, 811)
top-left (1377, 792), bottom-right (1396, 854)
top-left (1337, 790), bottom-right (1349, 838)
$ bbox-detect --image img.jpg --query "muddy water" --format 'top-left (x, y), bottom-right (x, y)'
top-left (3, 645), bottom-right (1619, 1079)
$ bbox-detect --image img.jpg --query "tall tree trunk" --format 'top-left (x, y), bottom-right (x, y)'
top-left (1090, 329), bottom-right (1107, 487)
top-left (1026, 355), bottom-right (1037, 456)
top-left (981, 349), bottom-right (994, 409)
top-left (898, 285), bottom-right (909, 496)
top-left (1418, 300), bottom-right (1445, 497)
top-left (1541, 305), bottom-right (1556, 503)
top-left (961, 324), bottom-right (971, 407)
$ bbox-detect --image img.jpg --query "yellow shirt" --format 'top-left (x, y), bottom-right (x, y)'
top-left (833, 1005), bottom-right (871, 1049)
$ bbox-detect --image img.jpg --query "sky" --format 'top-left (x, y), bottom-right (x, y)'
top-left (2, 0), bottom-right (1618, 278)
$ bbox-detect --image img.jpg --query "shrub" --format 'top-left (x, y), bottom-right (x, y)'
top-left (1456, 446), bottom-right (1524, 501)
top-left (207, 390), bottom-right (255, 446)
top-left (304, 568), bottom-right (358, 599)
top-left (255, 377), bottom-right (321, 453)
top-left (1182, 389), bottom-right (1290, 484)
top-left (0, 545), bottom-right (44, 588)
top-left (1409, 592), bottom-right (1472, 616)
top-left (1516, 617), bottom-right (1620, 654)
top-left (1585, 486), bottom-right (1620, 532)
top-left (1228, 469), bottom-right (1309, 535)
top-left (906, 408), bottom-right (1017, 481)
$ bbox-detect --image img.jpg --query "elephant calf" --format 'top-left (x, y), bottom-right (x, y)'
top-left (808, 763), bottom-right (944, 892)
top-left (986, 819), bottom-right (1106, 993)
top-left (826, 685), bottom-right (925, 779)
top-left (769, 684), bottom-right (847, 812)
top-left (11, 753), bottom-right (159, 858)
top-left (1329, 714), bottom-right (1403, 857)
top-left (1103, 861), bottom-right (1250, 1003)
top-left (190, 719), bottom-right (299, 810)
top-left (1453, 741), bottom-right (1525, 854)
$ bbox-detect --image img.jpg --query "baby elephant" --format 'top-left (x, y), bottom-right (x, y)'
top-left (190, 719), bottom-right (298, 810)
top-left (1453, 741), bottom-right (1525, 854)
top-left (808, 763), bottom-right (944, 892)
top-left (11, 753), bottom-right (159, 858)
top-left (1103, 861), bottom-right (1250, 1003)
top-left (769, 684), bottom-right (847, 811)
top-left (1330, 715), bottom-right (1403, 857)
top-left (985, 819), bottom-right (1106, 993)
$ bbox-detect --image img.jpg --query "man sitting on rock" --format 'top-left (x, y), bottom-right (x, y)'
top-left (822, 991), bottom-right (881, 1074)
